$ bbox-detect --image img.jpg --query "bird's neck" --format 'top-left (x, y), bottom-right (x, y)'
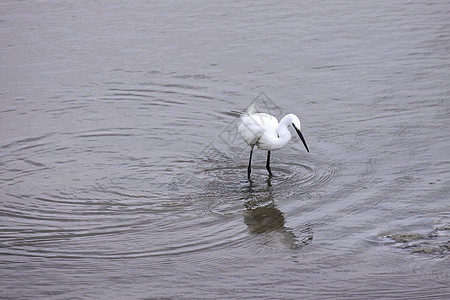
top-left (273, 115), bottom-right (293, 148)
top-left (278, 115), bottom-right (293, 137)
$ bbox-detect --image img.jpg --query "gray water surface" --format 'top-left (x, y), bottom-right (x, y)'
top-left (1, 1), bottom-right (449, 299)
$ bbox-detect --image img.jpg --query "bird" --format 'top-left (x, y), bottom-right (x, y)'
top-left (238, 102), bottom-right (309, 179)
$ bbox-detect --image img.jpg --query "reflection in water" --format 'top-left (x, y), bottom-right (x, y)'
top-left (242, 179), bottom-right (313, 250)
top-left (244, 202), bottom-right (285, 234)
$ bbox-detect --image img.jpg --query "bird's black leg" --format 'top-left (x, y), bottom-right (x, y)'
top-left (266, 151), bottom-right (273, 177)
top-left (247, 146), bottom-right (254, 179)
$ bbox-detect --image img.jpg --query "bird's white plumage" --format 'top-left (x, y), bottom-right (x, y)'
top-left (238, 103), bottom-right (301, 151)
top-left (238, 113), bottom-right (281, 149)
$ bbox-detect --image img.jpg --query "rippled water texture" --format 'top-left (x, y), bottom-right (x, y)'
top-left (1, 1), bottom-right (449, 299)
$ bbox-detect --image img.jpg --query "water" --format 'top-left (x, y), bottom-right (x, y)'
top-left (1, 1), bottom-right (449, 298)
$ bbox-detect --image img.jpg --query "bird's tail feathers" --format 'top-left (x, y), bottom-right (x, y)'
top-left (245, 101), bottom-right (259, 115)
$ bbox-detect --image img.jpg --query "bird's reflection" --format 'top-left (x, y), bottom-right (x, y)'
top-left (242, 178), bottom-right (312, 250)
top-left (243, 201), bottom-right (286, 234)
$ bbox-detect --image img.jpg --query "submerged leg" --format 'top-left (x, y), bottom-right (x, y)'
top-left (247, 145), bottom-right (254, 179)
top-left (266, 151), bottom-right (273, 176)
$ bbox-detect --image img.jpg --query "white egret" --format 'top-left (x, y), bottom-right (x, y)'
top-left (238, 103), bottom-right (309, 179)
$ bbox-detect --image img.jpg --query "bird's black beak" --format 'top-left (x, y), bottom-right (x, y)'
top-left (293, 123), bottom-right (309, 153)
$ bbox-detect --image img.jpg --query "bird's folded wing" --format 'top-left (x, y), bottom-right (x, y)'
top-left (238, 114), bottom-right (265, 145)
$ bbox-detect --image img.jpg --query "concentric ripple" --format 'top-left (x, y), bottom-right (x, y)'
top-left (0, 69), bottom-right (344, 260)
top-left (162, 143), bottom-right (341, 253)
